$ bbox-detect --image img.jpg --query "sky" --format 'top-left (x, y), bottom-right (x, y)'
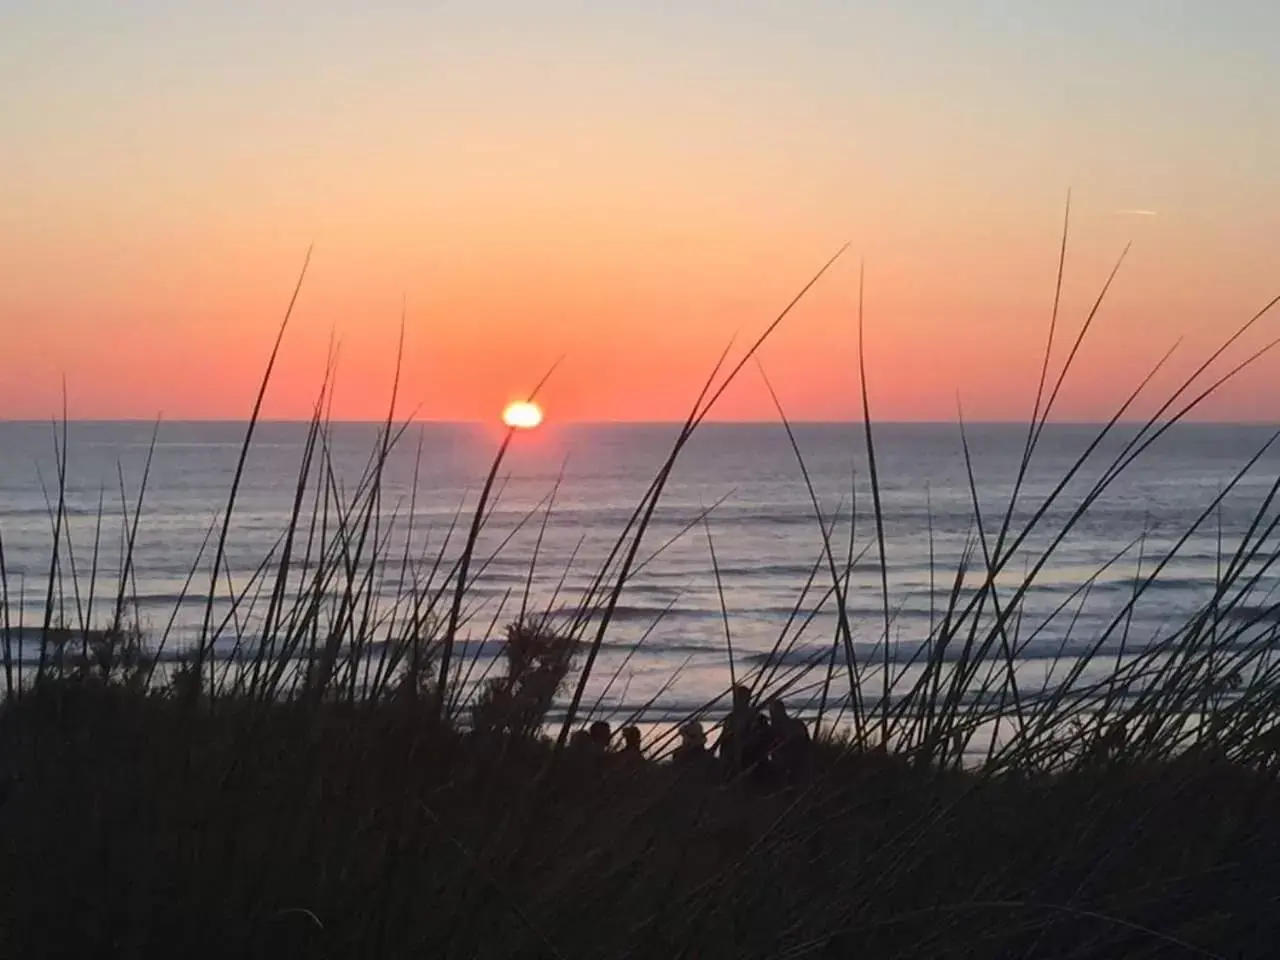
top-left (2, 0), bottom-right (1278, 423)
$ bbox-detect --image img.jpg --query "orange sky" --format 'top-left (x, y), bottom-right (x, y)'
top-left (3, 3), bottom-right (1278, 423)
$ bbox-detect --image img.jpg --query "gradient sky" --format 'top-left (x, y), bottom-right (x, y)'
top-left (3, 1), bottom-right (1278, 422)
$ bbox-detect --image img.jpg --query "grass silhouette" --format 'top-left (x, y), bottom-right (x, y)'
top-left (4, 217), bottom-right (1280, 958)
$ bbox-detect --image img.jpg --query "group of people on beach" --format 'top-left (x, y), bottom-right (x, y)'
top-left (571, 685), bottom-right (812, 786)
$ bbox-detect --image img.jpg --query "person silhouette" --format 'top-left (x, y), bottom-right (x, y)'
top-left (717, 685), bottom-right (772, 782)
top-left (620, 725), bottom-right (643, 756)
top-left (767, 696), bottom-right (811, 783)
top-left (612, 724), bottom-right (644, 774)
top-left (672, 720), bottom-right (715, 778)
top-left (588, 720), bottom-right (612, 753)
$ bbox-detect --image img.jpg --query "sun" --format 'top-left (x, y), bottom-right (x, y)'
top-left (501, 400), bottom-right (544, 430)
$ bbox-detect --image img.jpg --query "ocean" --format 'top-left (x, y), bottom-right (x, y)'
top-left (2, 420), bottom-right (1279, 723)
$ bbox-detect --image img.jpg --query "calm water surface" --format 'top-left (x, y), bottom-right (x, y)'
top-left (2, 421), bottom-right (1279, 720)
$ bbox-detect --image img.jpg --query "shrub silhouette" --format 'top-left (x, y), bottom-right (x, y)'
top-left (33, 621), bottom-right (154, 693)
top-left (469, 619), bottom-right (577, 738)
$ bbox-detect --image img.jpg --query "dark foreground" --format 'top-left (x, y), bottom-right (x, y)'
top-left (2, 686), bottom-right (1278, 960)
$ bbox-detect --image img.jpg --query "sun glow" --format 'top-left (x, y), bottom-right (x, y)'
top-left (501, 400), bottom-right (544, 430)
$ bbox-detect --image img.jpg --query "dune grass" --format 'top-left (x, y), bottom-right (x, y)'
top-left (4, 219), bottom-right (1280, 958)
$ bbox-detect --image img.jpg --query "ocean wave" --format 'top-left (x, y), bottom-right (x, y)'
top-left (743, 631), bottom-right (1280, 669)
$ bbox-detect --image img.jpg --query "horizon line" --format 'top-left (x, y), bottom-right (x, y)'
top-left (2, 417), bottom-right (1278, 428)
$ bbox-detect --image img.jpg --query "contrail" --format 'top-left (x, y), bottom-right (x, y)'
top-left (1114, 209), bottom-right (1159, 216)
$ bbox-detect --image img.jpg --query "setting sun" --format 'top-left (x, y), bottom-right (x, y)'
top-left (501, 400), bottom-right (544, 430)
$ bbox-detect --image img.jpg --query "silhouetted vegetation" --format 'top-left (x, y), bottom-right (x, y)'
top-left (471, 620), bottom-right (578, 737)
top-left (5, 227), bottom-right (1280, 957)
